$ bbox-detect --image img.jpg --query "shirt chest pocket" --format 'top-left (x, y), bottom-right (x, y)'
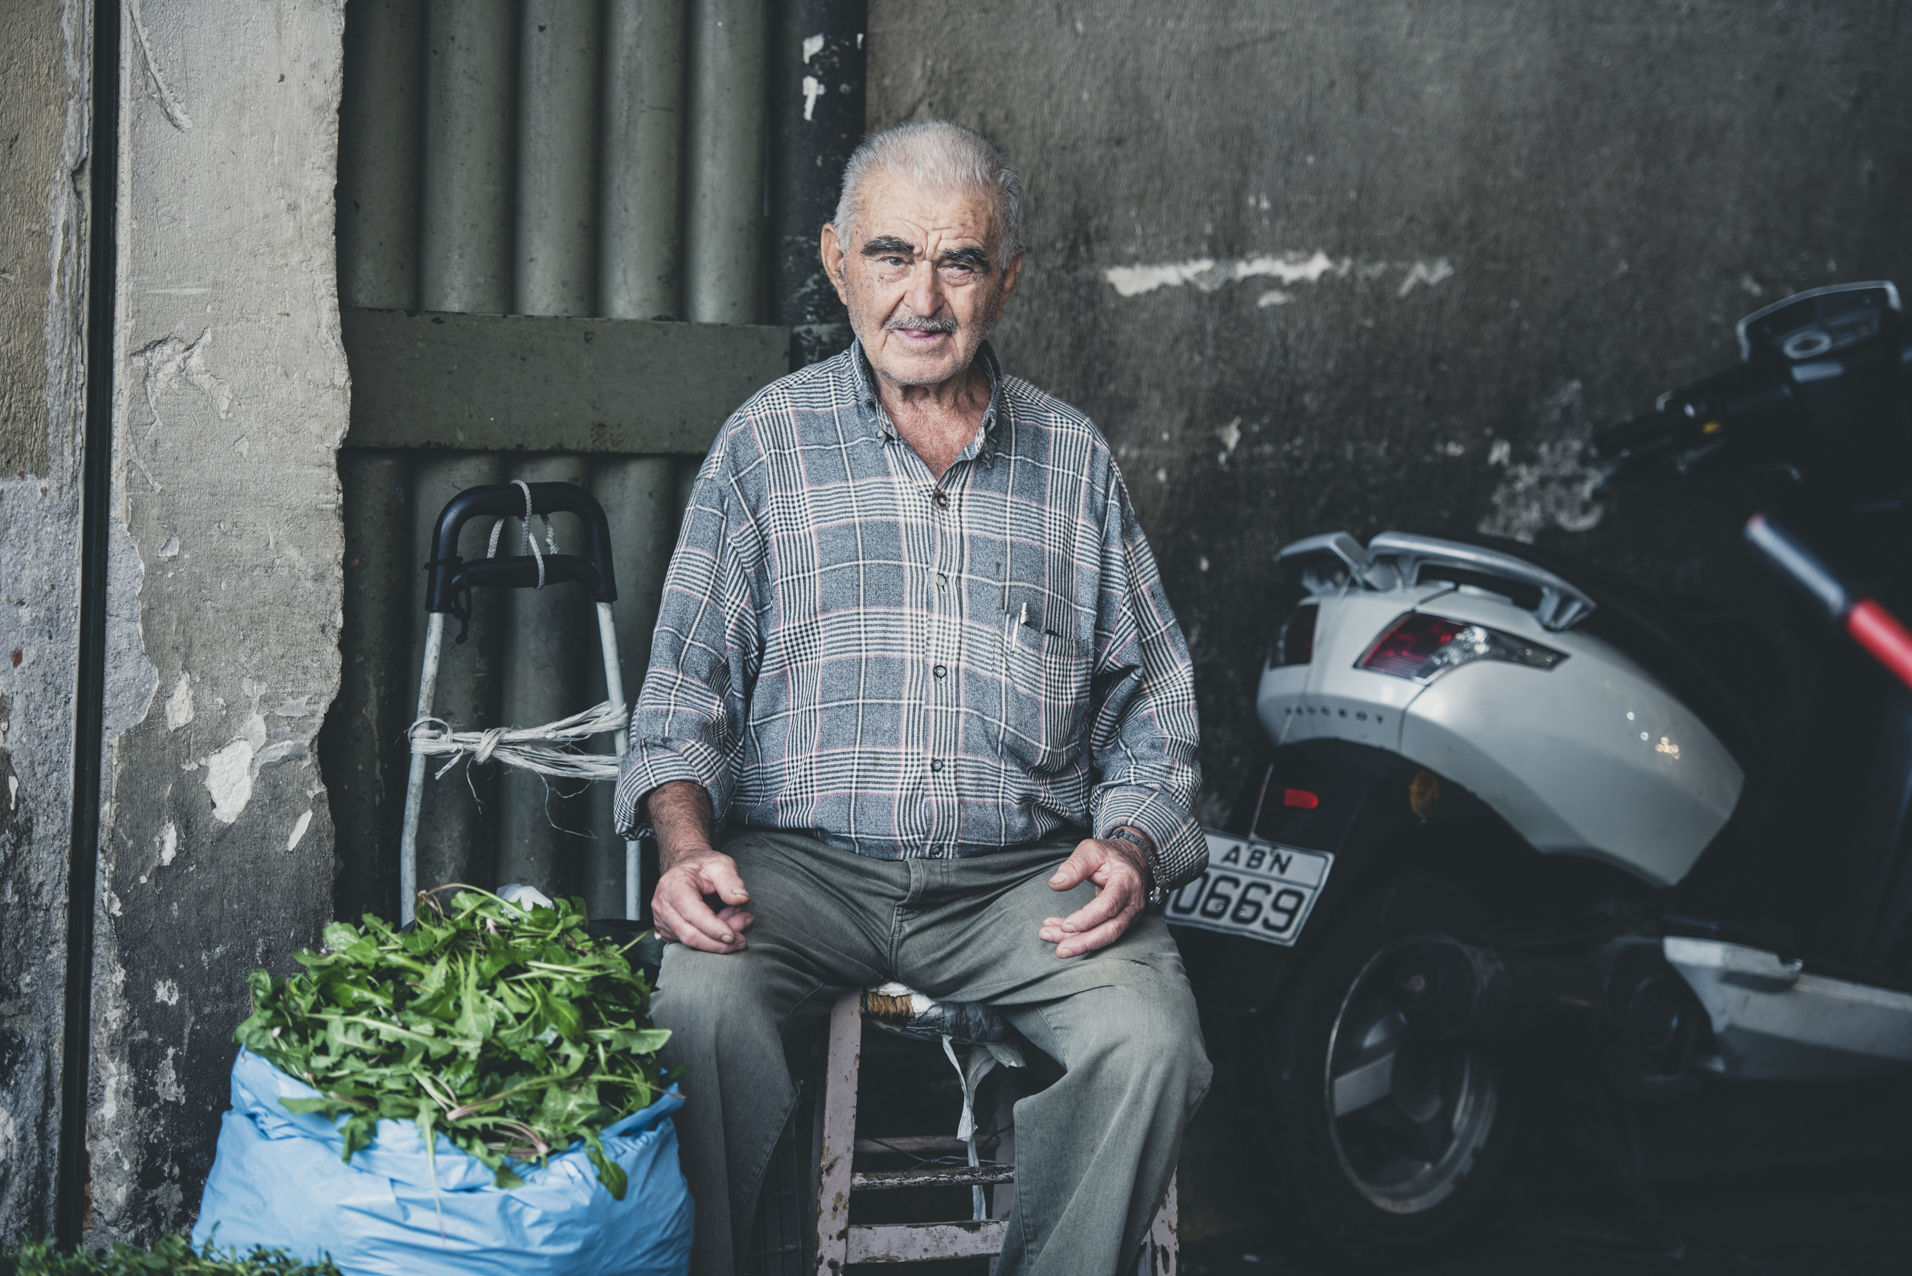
top-left (996, 612), bottom-right (1092, 774)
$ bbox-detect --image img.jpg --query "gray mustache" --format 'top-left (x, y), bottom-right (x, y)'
top-left (883, 309), bottom-right (959, 333)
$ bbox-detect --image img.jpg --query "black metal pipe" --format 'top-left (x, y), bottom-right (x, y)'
top-left (57, 0), bottom-right (121, 1246)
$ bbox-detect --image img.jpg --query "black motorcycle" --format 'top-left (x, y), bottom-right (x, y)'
top-left (1175, 281), bottom-right (1912, 1266)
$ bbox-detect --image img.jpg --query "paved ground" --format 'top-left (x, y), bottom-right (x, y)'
top-left (1182, 1077), bottom-right (1912, 1275)
top-left (1184, 1166), bottom-right (1910, 1274)
top-left (835, 1033), bottom-right (1912, 1274)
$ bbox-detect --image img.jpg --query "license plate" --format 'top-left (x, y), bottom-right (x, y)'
top-left (1164, 832), bottom-right (1335, 947)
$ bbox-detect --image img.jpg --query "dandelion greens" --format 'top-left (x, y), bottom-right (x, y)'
top-left (234, 889), bottom-right (676, 1198)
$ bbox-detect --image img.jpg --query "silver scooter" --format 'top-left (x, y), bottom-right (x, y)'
top-left (1172, 281), bottom-right (1912, 1266)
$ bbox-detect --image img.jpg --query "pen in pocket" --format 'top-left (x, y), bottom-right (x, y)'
top-left (1008, 600), bottom-right (1062, 640)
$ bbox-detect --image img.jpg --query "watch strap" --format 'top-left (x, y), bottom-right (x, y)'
top-left (1105, 825), bottom-right (1167, 912)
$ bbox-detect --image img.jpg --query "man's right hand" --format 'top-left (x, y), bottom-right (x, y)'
top-left (652, 848), bottom-right (753, 953)
top-left (646, 779), bottom-right (753, 953)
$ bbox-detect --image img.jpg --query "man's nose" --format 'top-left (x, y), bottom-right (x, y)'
top-left (903, 259), bottom-right (945, 316)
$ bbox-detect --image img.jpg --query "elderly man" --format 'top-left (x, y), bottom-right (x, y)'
top-left (615, 121), bottom-right (1210, 1276)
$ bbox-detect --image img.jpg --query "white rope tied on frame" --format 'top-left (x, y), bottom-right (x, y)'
top-left (486, 479), bottom-right (559, 589)
top-left (409, 699), bottom-right (626, 781)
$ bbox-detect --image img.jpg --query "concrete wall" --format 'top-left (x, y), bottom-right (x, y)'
top-left (0, 0), bottom-right (89, 1243)
top-left (84, 0), bottom-right (348, 1242)
top-left (865, 0), bottom-right (1912, 827)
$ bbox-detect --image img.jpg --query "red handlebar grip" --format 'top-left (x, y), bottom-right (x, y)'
top-left (1847, 599), bottom-right (1912, 692)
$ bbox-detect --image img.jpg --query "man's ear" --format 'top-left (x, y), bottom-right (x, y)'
top-left (998, 246), bottom-right (1026, 306)
top-left (820, 223), bottom-right (850, 304)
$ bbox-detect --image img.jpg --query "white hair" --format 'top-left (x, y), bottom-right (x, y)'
top-left (832, 121), bottom-right (1024, 270)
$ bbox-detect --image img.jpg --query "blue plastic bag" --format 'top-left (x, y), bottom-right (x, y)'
top-left (193, 1049), bottom-right (693, 1275)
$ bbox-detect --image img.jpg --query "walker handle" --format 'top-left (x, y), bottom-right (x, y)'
top-left (425, 481), bottom-right (618, 610)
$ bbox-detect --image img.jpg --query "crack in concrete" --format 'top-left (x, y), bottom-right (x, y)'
top-left (126, 0), bottom-right (192, 132)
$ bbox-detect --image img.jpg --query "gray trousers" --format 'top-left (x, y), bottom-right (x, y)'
top-left (651, 829), bottom-right (1212, 1276)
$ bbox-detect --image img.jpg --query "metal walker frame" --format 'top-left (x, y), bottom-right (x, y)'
top-left (397, 481), bottom-right (640, 924)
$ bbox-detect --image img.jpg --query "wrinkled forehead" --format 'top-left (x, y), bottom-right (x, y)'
top-left (854, 168), bottom-right (999, 253)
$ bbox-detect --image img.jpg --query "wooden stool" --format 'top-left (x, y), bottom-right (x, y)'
top-left (811, 988), bottom-right (1178, 1274)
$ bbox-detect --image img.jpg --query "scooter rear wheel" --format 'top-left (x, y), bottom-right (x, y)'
top-left (1258, 873), bottom-right (1518, 1268)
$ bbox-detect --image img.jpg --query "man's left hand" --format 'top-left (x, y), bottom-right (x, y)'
top-left (1040, 834), bottom-right (1150, 958)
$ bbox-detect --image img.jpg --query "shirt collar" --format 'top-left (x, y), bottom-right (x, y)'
top-left (850, 339), bottom-right (1007, 460)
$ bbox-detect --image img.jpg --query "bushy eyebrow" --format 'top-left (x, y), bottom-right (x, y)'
top-left (938, 246), bottom-right (991, 274)
top-left (861, 235), bottom-right (917, 257)
top-left (858, 236), bottom-right (993, 274)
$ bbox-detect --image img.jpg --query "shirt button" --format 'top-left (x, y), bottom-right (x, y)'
top-left (933, 664), bottom-right (947, 678)
top-left (936, 572), bottom-right (948, 589)
top-left (930, 759), bottom-right (944, 772)
top-left (932, 490), bottom-right (950, 510)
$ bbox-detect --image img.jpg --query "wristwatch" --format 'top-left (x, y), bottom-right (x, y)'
top-left (1105, 825), bottom-right (1167, 913)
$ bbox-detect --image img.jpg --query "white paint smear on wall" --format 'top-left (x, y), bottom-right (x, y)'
top-left (165, 673), bottom-right (192, 730)
top-left (155, 1048), bottom-right (185, 1103)
top-left (1104, 250), bottom-right (1456, 302)
top-left (1104, 258), bottom-right (1219, 296)
top-left (1104, 250), bottom-right (1342, 297)
top-left (204, 739), bottom-right (254, 824)
top-left (1397, 258), bottom-right (1456, 296)
top-left (1477, 380), bottom-right (1606, 543)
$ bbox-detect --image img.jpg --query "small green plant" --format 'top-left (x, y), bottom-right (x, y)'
top-left (0, 1234), bottom-right (338, 1275)
top-left (234, 889), bottom-right (675, 1199)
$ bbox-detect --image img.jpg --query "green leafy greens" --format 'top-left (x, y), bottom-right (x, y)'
top-left (0, 1234), bottom-right (339, 1276)
top-left (234, 889), bottom-right (675, 1199)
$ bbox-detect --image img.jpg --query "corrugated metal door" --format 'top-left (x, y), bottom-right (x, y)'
top-left (323, 0), bottom-right (863, 928)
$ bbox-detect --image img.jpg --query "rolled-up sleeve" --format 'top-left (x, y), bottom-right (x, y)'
top-left (1086, 471), bottom-right (1206, 892)
top-left (613, 440), bottom-right (760, 837)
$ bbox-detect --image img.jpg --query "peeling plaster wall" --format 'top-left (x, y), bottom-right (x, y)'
top-left (86, 0), bottom-right (347, 1243)
top-left (866, 0), bottom-right (1912, 820)
top-left (0, 0), bottom-right (74, 481)
top-left (0, 0), bottom-right (90, 1243)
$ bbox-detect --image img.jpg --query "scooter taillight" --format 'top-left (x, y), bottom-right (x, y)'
top-left (1270, 604), bottom-right (1317, 667)
top-left (1359, 612), bottom-right (1566, 682)
top-left (1360, 614), bottom-right (1467, 676)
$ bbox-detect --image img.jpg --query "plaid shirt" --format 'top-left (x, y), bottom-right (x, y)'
top-left (615, 341), bottom-right (1206, 892)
